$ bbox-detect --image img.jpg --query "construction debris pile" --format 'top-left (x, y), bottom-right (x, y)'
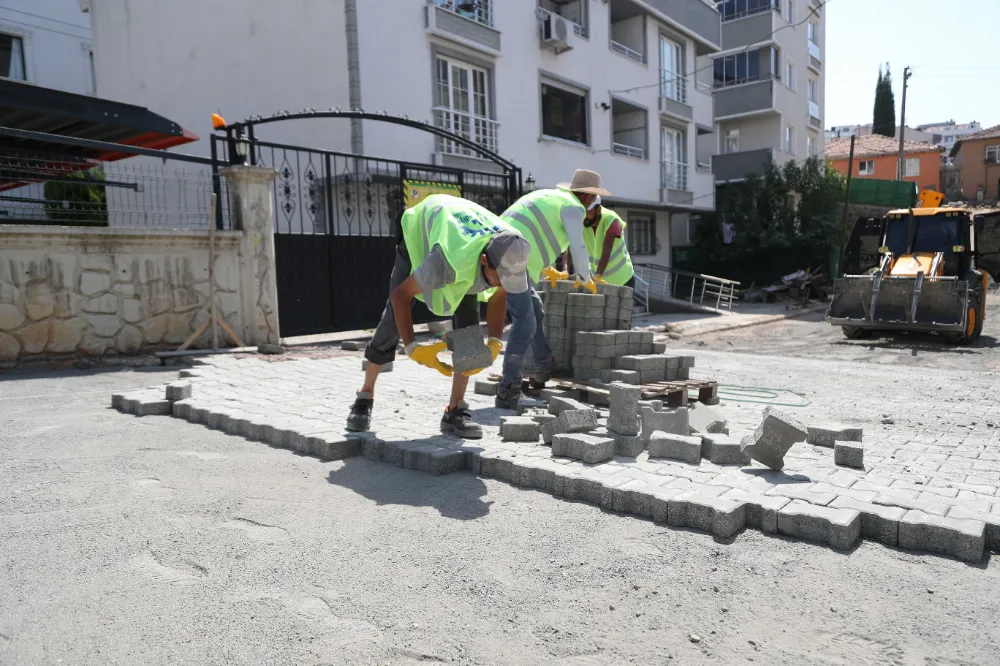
top-left (743, 268), bottom-right (828, 303)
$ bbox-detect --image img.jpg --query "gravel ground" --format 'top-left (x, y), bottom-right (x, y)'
top-left (2, 368), bottom-right (1000, 664)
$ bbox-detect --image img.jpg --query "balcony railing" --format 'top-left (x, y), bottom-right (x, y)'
top-left (719, 1), bottom-right (779, 22)
top-left (613, 142), bottom-right (645, 159)
top-left (535, 6), bottom-right (588, 38)
top-left (432, 107), bottom-right (499, 156)
top-left (808, 39), bottom-right (820, 60)
top-left (713, 72), bottom-right (779, 90)
top-left (428, 0), bottom-right (493, 27)
top-left (809, 100), bottom-right (820, 119)
top-left (660, 70), bottom-right (689, 104)
top-left (611, 40), bottom-right (645, 63)
top-left (661, 160), bottom-right (689, 191)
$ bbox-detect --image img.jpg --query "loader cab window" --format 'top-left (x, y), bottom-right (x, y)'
top-left (885, 214), bottom-right (960, 256)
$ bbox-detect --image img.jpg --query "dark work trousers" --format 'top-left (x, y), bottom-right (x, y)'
top-left (364, 239), bottom-right (479, 366)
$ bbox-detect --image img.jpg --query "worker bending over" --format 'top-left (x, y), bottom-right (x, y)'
top-left (347, 194), bottom-right (531, 438)
top-left (495, 169), bottom-right (611, 409)
top-left (584, 197), bottom-right (635, 288)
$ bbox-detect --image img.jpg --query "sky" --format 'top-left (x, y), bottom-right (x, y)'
top-left (825, 0), bottom-right (999, 130)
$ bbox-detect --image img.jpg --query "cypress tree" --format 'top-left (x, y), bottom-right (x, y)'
top-left (873, 63), bottom-right (897, 137)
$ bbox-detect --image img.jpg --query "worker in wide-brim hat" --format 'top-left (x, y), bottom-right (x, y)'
top-left (347, 194), bottom-right (531, 438)
top-left (494, 169), bottom-right (611, 410)
top-left (580, 196), bottom-right (635, 288)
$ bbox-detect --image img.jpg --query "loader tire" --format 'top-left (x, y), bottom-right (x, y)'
top-left (841, 326), bottom-right (871, 340)
top-left (946, 274), bottom-right (986, 345)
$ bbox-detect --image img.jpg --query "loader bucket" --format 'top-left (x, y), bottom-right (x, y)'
top-left (827, 276), bottom-right (969, 333)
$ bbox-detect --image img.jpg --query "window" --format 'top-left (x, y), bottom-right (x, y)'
top-left (659, 37), bottom-right (684, 102)
top-left (541, 80), bottom-right (588, 145)
top-left (786, 0), bottom-right (796, 23)
top-left (807, 136), bottom-right (815, 157)
top-left (661, 126), bottom-right (687, 190)
top-left (858, 160), bottom-right (874, 176)
top-left (627, 214), bottom-right (656, 256)
top-left (987, 145), bottom-right (1000, 163)
top-left (807, 21), bottom-right (819, 45)
top-left (771, 46), bottom-right (781, 79)
top-left (785, 60), bottom-right (795, 91)
top-left (785, 125), bottom-right (794, 153)
top-left (87, 48), bottom-right (96, 95)
top-left (716, 0), bottom-right (779, 21)
top-left (713, 50), bottom-right (760, 87)
top-left (725, 129), bottom-right (740, 153)
top-left (0, 33), bottom-right (26, 81)
top-left (434, 56), bottom-right (497, 155)
top-left (430, 0), bottom-right (494, 27)
top-left (808, 78), bottom-right (817, 103)
top-left (904, 158), bottom-right (920, 177)
top-left (686, 217), bottom-right (700, 244)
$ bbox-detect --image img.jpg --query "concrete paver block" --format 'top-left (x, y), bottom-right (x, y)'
top-left (500, 416), bottom-right (541, 442)
top-left (700, 434), bottom-right (751, 466)
top-left (642, 406), bottom-right (689, 443)
top-left (830, 496), bottom-right (904, 547)
top-left (516, 398), bottom-right (547, 415)
top-left (612, 479), bottom-right (655, 518)
top-left (740, 407), bottom-right (807, 471)
top-left (341, 340), bottom-right (368, 351)
top-left (474, 380), bottom-right (498, 396)
top-left (777, 500), bottom-right (861, 550)
top-left (404, 445), bottom-right (466, 476)
top-left (165, 381), bottom-right (192, 402)
top-left (552, 433), bottom-right (615, 464)
top-left (611, 431), bottom-right (644, 457)
top-left (607, 369), bottom-right (641, 384)
top-left (668, 492), bottom-right (747, 539)
top-left (688, 402), bottom-right (729, 435)
top-left (648, 431), bottom-right (702, 464)
top-left (541, 408), bottom-right (598, 444)
top-left (897, 510), bottom-right (985, 562)
top-left (946, 506), bottom-right (1000, 552)
top-left (834, 441), bottom-right (865, 469)
top-left (607, 382), bottom-right (641, 436)
top-left (719, 489), bottom-right (790, 533)
top-left (807, 424), bottom-right (863, 448)
top-left (548, 395), bottom-right (588, 416)
top-left (446, 325), bottom-right (492, 374)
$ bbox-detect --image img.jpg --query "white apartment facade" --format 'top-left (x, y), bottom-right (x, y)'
top-left (83, 0), bottom-right (722, 268)
top-left (0, 0), bottom-right (93, 94)
top-left (916, 120), bottom-right (983, 153)
top-left (824, 123), bottom-right (934, 145)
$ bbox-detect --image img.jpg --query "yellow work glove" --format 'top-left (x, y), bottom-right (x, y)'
top-left (405, 340), bottom-right (453, 377)
top-left (541, 266), bottom-right (569, 288)
top-left (574, 277), bottom-right (598, 295)
top-left (593, 275), bottom-right (608, 285)
top-left (462, 337), bottom-right (503, 377)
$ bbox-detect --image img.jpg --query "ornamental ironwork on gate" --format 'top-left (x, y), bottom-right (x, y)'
top-left (211, 110), bottom-right (523, 337)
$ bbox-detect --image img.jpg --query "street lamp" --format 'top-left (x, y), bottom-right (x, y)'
top-left (526, 173), bottom-right (536, 191)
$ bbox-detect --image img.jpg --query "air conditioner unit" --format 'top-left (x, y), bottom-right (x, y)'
top-left (541, 13), bottom-right (572, 53)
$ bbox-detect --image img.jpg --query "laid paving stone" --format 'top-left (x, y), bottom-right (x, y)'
top-left (517, 458), bottom-right (562, 492)
top-left (641, 406), bottom-right (689, 444)
top-left (829, 496), bottom-right (904, 547)
top-left (612, 479), bottom-right (656, 518)
top-left (946, 506), bottom-right (1000, 552)
top-left (834, 441), bottom-right (865, 469)
top-left (700, 434), bottom-right (751, 466)
top-left (777, 500), bottom-right (861, 550)
top-left (131, 393), bottom-right (172, 417)
top-left (765, 483), bottom-right (837, 506)
top-left (474, 380), bottom-right (498, 396)
top-left (446, 325), bottom-right (492, 374)
top-left (807, 424), bottom-right (863, 448)
top-left (500, 416), bottom-right (541, 443)
top-left (740, 407), bottom-right (807, 471)
top-left (607, 382), bottom-right (641, 436)
top-left (688, 402), bottom-right (729, 435)
top-left (361, 359), bottom-right (392, 372)
top-left (897, 510), bottom-right (985, 562)
top-left (552, 433), bottom-right (615, 464)
top-left (611, 431), bottom-right (644, 457)
top-left (719, 489), bottom-right (790, 533)
top-left (403, 445), bottom-right (466, 476)
top-left (648, 432), bottom-right (702, 465)
top-left (548, 395), bottom-right (588, 416)
top-left (667, 492), bottom-right (747, 539)
top-left (165, 381), bottom-right (192, 402)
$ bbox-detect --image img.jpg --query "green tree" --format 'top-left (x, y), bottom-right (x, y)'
top-left (872, 63), bottom-right (896, 138)
top-left (690, 157), bottom-right (846, 285)
top-left (43, 167), bottom-right (108, 225)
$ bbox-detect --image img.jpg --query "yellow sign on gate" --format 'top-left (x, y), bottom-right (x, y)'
top-left (403, 179), bottom-right (462, 208)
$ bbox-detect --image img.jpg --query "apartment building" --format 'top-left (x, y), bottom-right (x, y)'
top-left (825, 123), bottom-right (934, 145)
top-left (0, 0), bottom-right (93, 94)
top-left (949, 125), bottom-right (1000, 201)
top-left (826, 135), bottom-right (940, 194)
top-left (917, 120), bottom-right (982, 153)
top-left (83, 0), bottom-right (722, 268)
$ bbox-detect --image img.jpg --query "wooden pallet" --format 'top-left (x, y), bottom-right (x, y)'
top-left (553, 378), bottom-right (719, 407)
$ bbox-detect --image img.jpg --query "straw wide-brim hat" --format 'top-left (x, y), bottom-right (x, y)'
top-left (557, 169), bottom-right (611, 197)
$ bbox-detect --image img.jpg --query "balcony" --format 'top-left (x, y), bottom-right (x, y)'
top-left (609, 0), bottom-right (646, 63)
top-left (538, 0), bottom-right (588, 38)
top-left (714, 77), bottom-right (775, 119)
top-left (809, 100), bottom-right (821, 128)
top-left (432, 106), bottom-right (500, 157)
top-left (712, 148), bottom-right (774, 181)
top-left (808, 40), bottom-right (821, 70)
top-left (659, 71), bottom-right (714, 126)
top-left (720, 7), bottom-right (777, 50)
top-left (661, 160), bottom-right (692, 204)
top-left (611, 98), bottom-right (647, 161)
top-left (425, 0), bottom-right (501, 53)
top-left (643, 0), bottom-right (721, 54)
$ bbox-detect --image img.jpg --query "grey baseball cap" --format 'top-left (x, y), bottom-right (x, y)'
top-left (485, 231), bottom-right (530, 294)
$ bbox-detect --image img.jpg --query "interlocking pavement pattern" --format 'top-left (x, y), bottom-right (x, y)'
top-left (113, 348), bottom-right (1000, 562)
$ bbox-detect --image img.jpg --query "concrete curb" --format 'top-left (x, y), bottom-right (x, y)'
top-left (675, 304), bottom-right (828, 339)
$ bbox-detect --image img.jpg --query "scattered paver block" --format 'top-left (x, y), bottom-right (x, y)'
top-left (834, 441), bottom-right (864, 469)
top-left (668, 492), bottom-right (747, 539)
top-left (446, 325), bottom-right (492, 374)
top-left (500, 416), bottom-right (541, 442)
top-left (807, 424), bottom-right (863, 448)
top-left (341, 340), bottom-right (368, 351)
top-left (517, 397), bottom-right (547, 415)
top-left (777, 500), bottom-right (861, 550)
top-left (897, 510), bottom-right (985, 562)
top-left (474, 380), bottom-right (498, 396)
top-left (258, 343), bottom-right (286, 355)
top-left (719, 489), bottom-right (790, 533)
top-left (361, 359), bottom-right (393, 372)
top-left (829, 496), bottom-right (904, 547)
top-left (641, 406), bottom-right (689, 443)
top-left (607, 382), bottom-right (641, 436)
top-left (165, 381), bottom-right (192, 402)
top-left (403, 445), bottom-right (466, 476)
top-left (648, 431), bottom-right (702, 465)
top-left (552, 433), bottom-right (615, 464)
top-left (611, 431), bottom-right (644, 457)
top-left (740, 407), bottom-right (807, 471)
top-left (947, 506), bottom-right (1000, 552)
top-left (529, 412), bottom-right (556, 426)
top-left (688, 402), bottom-right (729, 435)
top-left (541, 408), bottom-right (598, 444)
top-left (548, 395), bottom-right (588, 416)
top-left (700, 434), bottom-right (751, 466)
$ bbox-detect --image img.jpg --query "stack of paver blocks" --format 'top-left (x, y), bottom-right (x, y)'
top-left (572, 330), bottom-right (694, 385)
top-left (535, 281), bottom-right (633, 372)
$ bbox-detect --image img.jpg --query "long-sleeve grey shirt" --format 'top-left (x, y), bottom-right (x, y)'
top-left (560, 204), bottom-right (592, 282)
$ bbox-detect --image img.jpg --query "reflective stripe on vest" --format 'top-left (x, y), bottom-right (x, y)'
top-left (584, 208), bottom-right (634, 286)
top-left (501, 188), bottom-right (578, 283)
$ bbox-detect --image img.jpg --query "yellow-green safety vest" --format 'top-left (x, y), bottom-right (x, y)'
top-left (584, 208), bottom-right (634, 286)
top-left (500, 188), bottom-right (581, 284)
top-left (401, 194), bottom-right (508, 316)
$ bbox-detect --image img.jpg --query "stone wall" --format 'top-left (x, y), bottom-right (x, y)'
top-left (0, 226), bottom-right (245, 365)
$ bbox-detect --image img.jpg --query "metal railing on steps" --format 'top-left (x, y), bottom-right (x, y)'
top-left (633, 263), bottom-right (740, 313)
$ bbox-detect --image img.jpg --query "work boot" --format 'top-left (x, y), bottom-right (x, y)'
top-left (530, 356), bottom-right (558, 387)
top-left (495, 381), bottom-right (522, 410)
top-left (346, 391), bottom-right (373, 432)
top-left (440, 401), bottom-right (483, 439)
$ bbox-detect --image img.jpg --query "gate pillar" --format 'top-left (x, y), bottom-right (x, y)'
top-left (221, 165), bottom-right (281, 346)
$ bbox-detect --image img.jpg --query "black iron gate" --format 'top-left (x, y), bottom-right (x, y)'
top-left (212, 111), bottom-right (522, 338)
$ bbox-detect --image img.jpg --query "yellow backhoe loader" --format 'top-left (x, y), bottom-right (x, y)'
top-left (827, 195), bottom-right (1000, 344)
